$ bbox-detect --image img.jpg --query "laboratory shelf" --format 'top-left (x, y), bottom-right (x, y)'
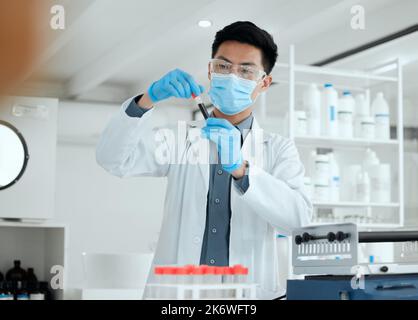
top-left (293, 64), bottom-right (397, 82)
top-left (275, 44), bottom-right (405, 229)
top-left (294, 136), bottom-right (399, 149)
top-left (0, 220), bottom-right (66, 228)
top-left (273, 45), bottom-right (405, 281)
top-left (0, 222), bottom-right (67, 300)
top-left (274, 61), bottom-right (398, 90)
top-left (308, 221), bottom-right (402, 230)
top-left (312, 201), bottom-right (400, 208)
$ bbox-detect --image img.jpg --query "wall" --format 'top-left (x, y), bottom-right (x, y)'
top-left (0, 96), bottom-right (58, 220)
top-left (53, 99), bottom-right (192, 289)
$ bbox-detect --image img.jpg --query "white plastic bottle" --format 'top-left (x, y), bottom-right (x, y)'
top-left (295, 110), bottom-right (308, 136)
top-left (356, 171), bottom-right (371, 202)
top-left (338, 91), bottom-right (354, 138)
top-left (363, 148), bottom-right (380, 174)
top-left (314, 154), bottom-right (330, 177)
top-left (360, 116), bottom-right (375, 140)
top-left (328, 153), bottom-right (340, 202)
top-left (303, 83), bottom-right (321, 136)
top-left (321, 84), bottom-right (339, 137)
top-left (314, 174), bottom-right (330, 202)
top-left (371, 92), bottom-right (390, 140)
top-left (314, 154), bottom-right (331, 202)
top-left (346, 165), bottom-right (362, 201)
top-left (370, 164), bottom-right (391, 203)
top-left (354, 94), bottom-right (370, 138)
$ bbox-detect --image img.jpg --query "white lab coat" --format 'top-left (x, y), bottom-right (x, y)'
top-left (96, 97), bottom-right (313, 299)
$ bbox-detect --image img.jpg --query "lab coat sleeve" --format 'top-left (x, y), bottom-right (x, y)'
top-left (124, 95), bottom-right (151, 118)
top-left (96, 97), bottom-right (172, 178)
top-left (236, 138), bottom-right (313, 235)
top-left (233, 174), bottom-right (250, 194)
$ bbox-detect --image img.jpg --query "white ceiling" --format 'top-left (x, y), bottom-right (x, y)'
top-left (26, 0), bottom-right (418, 102)
top-left (331, 31), bottom-right (418, 106)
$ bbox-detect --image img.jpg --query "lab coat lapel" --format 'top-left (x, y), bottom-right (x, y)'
top-left (229, 117), bottom-right (269, 267)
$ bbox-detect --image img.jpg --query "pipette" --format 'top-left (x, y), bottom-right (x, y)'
top-left (191, 93), bottom-right (210, 119)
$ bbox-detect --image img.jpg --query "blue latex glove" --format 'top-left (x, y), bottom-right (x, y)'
top-left (201, 118), bottom-right (243, 173)
top-left (148, 68), bottom-right (205, 103)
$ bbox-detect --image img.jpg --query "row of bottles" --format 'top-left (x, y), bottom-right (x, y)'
top-left (299, 84), bottom-right (391, 140)
top-left (304, 148), bottom-right (391, 203)
top-left (303, 151), bottom-right (340, 202)
top-left (150, 264), bottom-right (250, 299)
top-left (0, 260), bottom-right (52, 300)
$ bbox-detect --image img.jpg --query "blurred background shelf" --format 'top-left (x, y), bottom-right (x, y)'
top-left (0, 222), bottom-right (67, 300)
top-left (312, 201), bottom-right (400, 208)
top-left (274, 62), bottom-right (399, 92)
top-left (308, 221), bottom-right (402, 229)
top-left (295, 136), bottom-right (399, 148)
top-left (267, 44), bottom-right (405, 229)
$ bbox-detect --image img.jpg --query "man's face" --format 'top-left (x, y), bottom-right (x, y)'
top-left (208, 40), bottom-right (273, 101)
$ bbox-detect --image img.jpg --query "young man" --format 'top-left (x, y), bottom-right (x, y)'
top-left (96, 21), bottom-right (312, 299)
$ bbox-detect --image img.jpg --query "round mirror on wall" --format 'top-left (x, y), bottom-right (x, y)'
top-left (0, 120), bottom-right (29, 190)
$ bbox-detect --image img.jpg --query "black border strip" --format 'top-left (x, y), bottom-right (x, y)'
top-left (313, 24), bottom-right (418, 67)
top-left (0, 120), bottom-right (30, 191)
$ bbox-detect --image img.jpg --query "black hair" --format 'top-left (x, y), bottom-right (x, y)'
top-left (211, 21), bottom-right (278, 74)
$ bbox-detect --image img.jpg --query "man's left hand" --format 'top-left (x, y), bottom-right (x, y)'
top-left (201, 118), bottom-right (245, 178)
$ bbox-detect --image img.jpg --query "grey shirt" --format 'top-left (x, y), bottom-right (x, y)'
top-left (125, 96), bottom-right (251, 266)
top-left (200, 114), bottom-right (252, 267)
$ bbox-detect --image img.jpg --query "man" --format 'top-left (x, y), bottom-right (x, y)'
top-left (96, 21), bottom-right (312, 299)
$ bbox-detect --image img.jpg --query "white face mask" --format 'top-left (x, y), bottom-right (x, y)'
top-left (208, 73), bottom-right (258, 115)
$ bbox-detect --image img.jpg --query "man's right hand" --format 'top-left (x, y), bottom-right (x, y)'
top-left (147, 69), bottom-right (205, 104)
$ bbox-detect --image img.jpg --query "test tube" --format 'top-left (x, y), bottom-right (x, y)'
top-left (176, 267), bottom-right (188, 285)
top-left (166, 266), bottom-right (178, 283)
top-left (184, 265), bottom-right (196, 299)
top-left (184, 264), bottom-right (196, 275)
top-left (222, 267), bottom-right (234, 299)
top-left (214, 267), bottom-right (226, 299)
top-left (205, 266), bottom-right (218, 299)
top-left (191, 93), bottom-right (210, 119)
top-left (175, 267), bottom-right (190, 299)
top-left (233, 265), bottom-right (249, 299)
top-left (191, 265), bottom-right (206, 299)
top-left (233, 265), bottom-right (248, 283)
top-left (153, 266), bottom-right (164, 299)
top-left (224, 266), bottom-right (235, 282)
top-left (162, 266), bottom-right (177, 299)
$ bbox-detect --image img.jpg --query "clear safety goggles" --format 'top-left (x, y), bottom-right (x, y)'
top-left (209, 58), bottom-right (267, 81)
